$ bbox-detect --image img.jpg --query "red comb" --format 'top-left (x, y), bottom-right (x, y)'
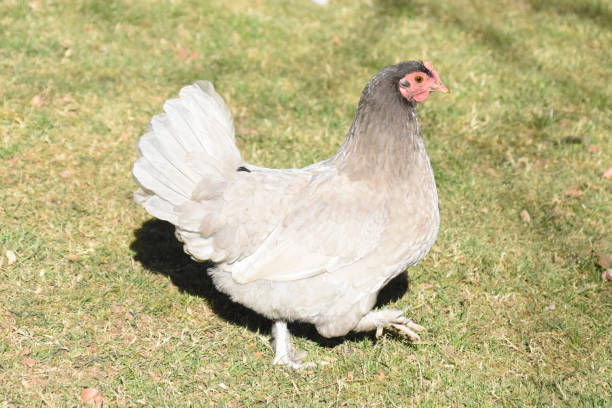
top-left (423, 61), bottom-right (441, 82)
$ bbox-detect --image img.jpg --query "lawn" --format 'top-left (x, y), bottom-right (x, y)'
top-left (1, 0), bottom-right (610, 406)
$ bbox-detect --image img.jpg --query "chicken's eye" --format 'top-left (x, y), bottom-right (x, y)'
top-left (414, 75), bottom-right (424, 83)
top-left (399, 78), bottom-right (410, 88)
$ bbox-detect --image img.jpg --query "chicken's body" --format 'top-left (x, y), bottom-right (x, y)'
top-left (133, 61), bottom-right (447, 367)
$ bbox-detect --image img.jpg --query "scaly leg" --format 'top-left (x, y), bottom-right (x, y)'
top-left (271, 321), bottom-right (313, 369)
top-left (354, 309), bottom-right (425, 340)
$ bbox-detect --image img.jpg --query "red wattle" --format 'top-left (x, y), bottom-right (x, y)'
top-left (413, 90), bottom-right (430, 102)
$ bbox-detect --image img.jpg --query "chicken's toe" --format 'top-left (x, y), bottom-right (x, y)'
top-left (390, 319), bottom-right (425, 341)
top-left (273, 353), bottom-right (315, 369)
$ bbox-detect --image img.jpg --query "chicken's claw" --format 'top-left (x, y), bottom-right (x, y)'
top-left (355, 308), bottom-right (425, 341)
top-left (390, 318), bottom-right (425, 341)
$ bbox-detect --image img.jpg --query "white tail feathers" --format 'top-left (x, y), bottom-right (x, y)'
top-left (133, 81), bottom-right (241, 224)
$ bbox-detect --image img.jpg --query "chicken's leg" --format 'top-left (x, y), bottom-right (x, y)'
top-left (271, 321), bottom-right (313, 369)
top-left (354, 309), bottom-right (424, 340)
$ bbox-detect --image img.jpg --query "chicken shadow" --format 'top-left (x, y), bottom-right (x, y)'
top-left (130, 218), bottom-right (411, 348)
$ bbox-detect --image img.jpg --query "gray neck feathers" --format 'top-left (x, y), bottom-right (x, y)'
top-left (333, 72), bottom-right (427, 182)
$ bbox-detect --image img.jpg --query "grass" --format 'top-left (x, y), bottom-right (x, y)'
top-left (1, 0), bottom-right (611, 406)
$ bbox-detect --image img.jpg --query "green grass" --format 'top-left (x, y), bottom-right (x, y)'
top-left (1, 0), bottom-right (611, 406)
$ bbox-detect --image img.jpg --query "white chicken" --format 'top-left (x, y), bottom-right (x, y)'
top-left (133, 60), bottom-right (448, 367)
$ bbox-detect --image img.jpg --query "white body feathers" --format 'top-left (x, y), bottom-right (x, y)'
top-left (133, 78), bottom-right (439, 338)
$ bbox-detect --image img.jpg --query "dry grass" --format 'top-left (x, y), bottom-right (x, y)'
top-left (1, 0), bottom-right (611, 406)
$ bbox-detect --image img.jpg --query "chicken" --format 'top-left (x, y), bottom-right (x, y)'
top-left (132, 60), bottom-right (448, 368)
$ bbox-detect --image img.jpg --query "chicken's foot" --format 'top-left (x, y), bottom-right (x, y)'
top-left (271, 321), bottom-right (314, 369)
top-left (354, 309), bottom-right (425, 340)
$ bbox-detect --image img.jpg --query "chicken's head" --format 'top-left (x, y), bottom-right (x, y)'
top-left (398, 61), bottom-right (448, 103)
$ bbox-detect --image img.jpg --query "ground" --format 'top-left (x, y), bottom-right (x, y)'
top-left (0, 0), bottom-right (611, 406)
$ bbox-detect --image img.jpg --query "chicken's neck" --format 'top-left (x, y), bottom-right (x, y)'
top-left (332, 96), bottom-right (430, 183)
